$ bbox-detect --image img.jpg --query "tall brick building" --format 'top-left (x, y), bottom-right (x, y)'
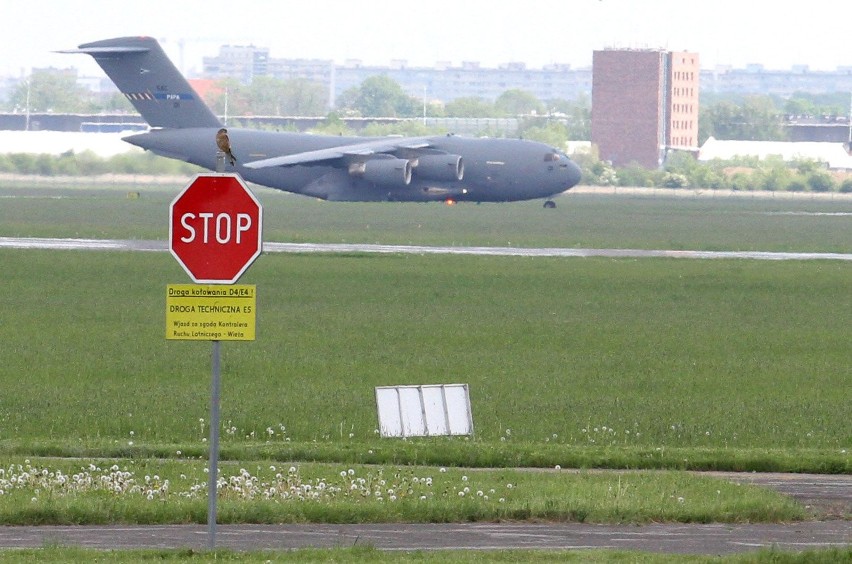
top-left (592, 49), bottom-right (699, 168)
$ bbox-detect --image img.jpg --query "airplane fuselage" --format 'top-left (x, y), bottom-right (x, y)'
top-left (125, 128), bottom-right (582, 203)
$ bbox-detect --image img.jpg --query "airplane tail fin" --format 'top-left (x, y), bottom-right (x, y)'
top-left (63, 36), bottom-right (221, 129)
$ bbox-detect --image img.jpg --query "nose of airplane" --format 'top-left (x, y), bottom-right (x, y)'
top-left (564, 158), bottom-right (582, 189)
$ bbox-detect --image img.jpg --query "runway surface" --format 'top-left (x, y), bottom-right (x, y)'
top-left (1, 237), bottom-right (851, 261)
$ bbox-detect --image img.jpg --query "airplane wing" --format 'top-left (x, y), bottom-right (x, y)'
top-left (244, 137), bottom-right (432, 169)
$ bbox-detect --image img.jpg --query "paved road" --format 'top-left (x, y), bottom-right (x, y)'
top-left (1, 237), bottom-right (851, 261)
top-left (0, 521), bottom-right (847, 554)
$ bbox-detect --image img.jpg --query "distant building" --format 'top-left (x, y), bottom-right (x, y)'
top-left (591, 49), bottom-right (699, 168)
top-left (202, 45), bottom-right (269, 84)
top-left (200, 45), bottom-right (592, 106)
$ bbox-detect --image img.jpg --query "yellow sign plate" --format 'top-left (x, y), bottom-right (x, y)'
top-left (166, 284), bottom-right (256, 341)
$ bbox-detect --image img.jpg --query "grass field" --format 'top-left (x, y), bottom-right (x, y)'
top-left (0, 183), bottom-right (849, 534)
top-left (2, 183), bottom-right (852, 252)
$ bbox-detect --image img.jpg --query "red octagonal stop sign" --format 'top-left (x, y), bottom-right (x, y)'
top-left (169, 173), bottom-right (263, 284)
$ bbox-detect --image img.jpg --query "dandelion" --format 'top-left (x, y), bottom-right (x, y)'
top-left (555, 465), bottom-right (561, 470)
top-left (439, 467), bottom-right (447, 473)
top-left (462, 475), bottom-right (468, 482)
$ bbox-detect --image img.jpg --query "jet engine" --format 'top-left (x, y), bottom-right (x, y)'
top-left (349, 158), bottom-right (412, 186)
top-left (414, 154), bottom-right (464, 181)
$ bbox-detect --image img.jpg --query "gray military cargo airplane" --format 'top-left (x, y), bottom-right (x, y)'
top-left (64, 36), bottom-right (581, 206)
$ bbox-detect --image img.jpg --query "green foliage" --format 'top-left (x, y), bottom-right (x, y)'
top-left (309, 112), bottom-right (356, 136)
top-left (615, 163), bottom-right (656, 188)
top-left (518, 118), bottom-right (571, 147)
top-left (661, 172), bottom-right (689, 188)
top-left (359, 121), bottom-right (443, 137)
top-left (785, 91), bottom-right (852, 116)
top-left (839, 178), bottom-right (852, 193)
top-left (444, 96), bottom-right (497, 118)
top-left (0, 459), bottom-right (808, 526)
top-left (0, 151), bottom-right (200, 176)
top-left (701, 95), bottom-right (786, 141)
top-left (4, 71), bottom-right (93, 113)
top-left (549, 94), bottom-right (592, 140)
top-left (204, 77), bottom-right (328, 117)
top-left (338, 75), bottom-right (420, 117)
top-left (495, 89), bottom-right (544, 115)
top-left (806, 171), bottom-right (835, 192)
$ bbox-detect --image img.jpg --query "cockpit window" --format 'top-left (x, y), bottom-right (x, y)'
top-left (544, 152), bottom-right (561, 162)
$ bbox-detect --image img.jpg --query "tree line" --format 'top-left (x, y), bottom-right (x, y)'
top-left (6, 70), bottom-right (849, 144)
top-left (3, 72), bottom-right (851, 192)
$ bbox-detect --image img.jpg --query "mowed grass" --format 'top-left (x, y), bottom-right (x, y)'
top-left (0, 458), bottom-right (806, 525)
top-left (1, 183), bottom-right (852, 252)
top-left (1, 249), bottom-right (849, 471)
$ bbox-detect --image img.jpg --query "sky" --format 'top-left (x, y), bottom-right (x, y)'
top-left (3, 0), bottom-right (851, 79)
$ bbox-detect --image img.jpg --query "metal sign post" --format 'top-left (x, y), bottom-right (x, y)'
top-left (208, 340), bottom-right (221, 548)
top-left (166, 155), bottom-right (262, 550)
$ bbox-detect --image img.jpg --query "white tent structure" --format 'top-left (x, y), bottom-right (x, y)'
top-left (698, 137), bottom-right (852, 171)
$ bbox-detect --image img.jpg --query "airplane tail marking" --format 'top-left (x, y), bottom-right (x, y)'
top-left (63, 36), bottom-right (221, 130)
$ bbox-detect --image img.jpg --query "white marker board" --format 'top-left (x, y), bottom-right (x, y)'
top-left (375, 384), bottom-right (473, 438)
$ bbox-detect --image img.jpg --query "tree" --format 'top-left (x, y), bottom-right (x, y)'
top-left (701, 96), bottom-right (786, 141)
top-left (248, 77), bottom-right (328, 116)
top-left (205, 78), bottom-right (251, 116)
top-left (546, 95), bottom-right (591, 140)
top-left (338, 75), bottom-right (419, 117)
top-left (444, 97), bottom-right (496, 118)
top-left (518, 119), bottom-right (570, 147)
top-left (494, 89), bottom-right (543, 116)
top-left (6, 70), bottom-right (92, 113)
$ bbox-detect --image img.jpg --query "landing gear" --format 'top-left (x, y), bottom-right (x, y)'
top-left (543, 200), bottom-right (557, 209)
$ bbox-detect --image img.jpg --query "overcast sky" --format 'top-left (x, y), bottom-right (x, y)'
top-left (4, 0), bottom-right (851, 78)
